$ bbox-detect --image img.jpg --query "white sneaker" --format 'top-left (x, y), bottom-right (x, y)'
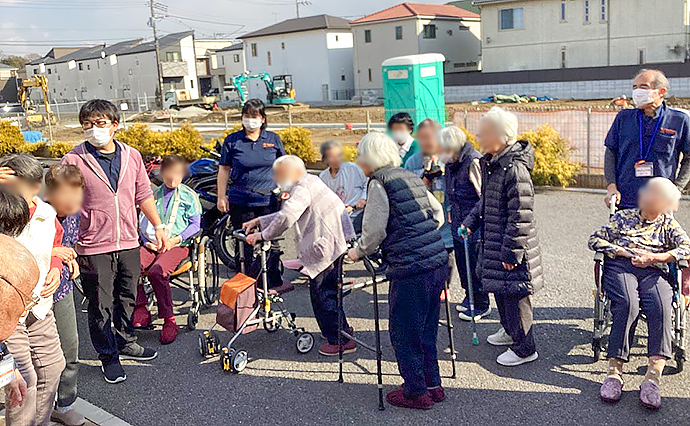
top-left (486, 328), bottom-right (514, 346)
top-left (458, 306), bottom-right (491, 322)
top-left (496, 349), bottom-right (538, 366)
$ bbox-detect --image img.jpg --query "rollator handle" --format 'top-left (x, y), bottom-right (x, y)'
top-left (232, 229), bottom-right (248, 242)
top-left (458, 226), bottom-right (469, 239)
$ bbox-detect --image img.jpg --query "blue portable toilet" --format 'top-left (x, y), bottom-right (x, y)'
top-left (382, 53), bottom-right (446, 129)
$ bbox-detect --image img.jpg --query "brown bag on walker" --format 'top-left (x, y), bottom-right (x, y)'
top-left (216, 273), bottom-right (258, 334)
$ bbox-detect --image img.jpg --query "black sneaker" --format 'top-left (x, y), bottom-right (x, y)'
top-left (101, 363), bottom-right (126, 384)
top-left (119, 342), bottom-right (158, 361)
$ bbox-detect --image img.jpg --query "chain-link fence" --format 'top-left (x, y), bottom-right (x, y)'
top-left (31, 94), bottom-right (158, 121)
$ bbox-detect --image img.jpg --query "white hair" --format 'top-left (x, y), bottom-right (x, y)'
top-left (644, 177), bottom-right (681, 204)
top-left (272, 155), bottom-right (306, 172)
top-left (438, 126), bottom-right (467, 153)
top-left (481, 106), bottom-right (519, 146)
top-left (357, 132), bottom-right (402, 170)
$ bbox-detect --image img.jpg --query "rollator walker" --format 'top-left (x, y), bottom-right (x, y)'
top-left (197, 229), bottom-right (315, 373)
top-left (592, 194), bottom-right (689, 371)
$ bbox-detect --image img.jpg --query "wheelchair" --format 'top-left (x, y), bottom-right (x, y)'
top-left (591, 196), bottom-right (689, 371)
top-left (141, 232), bottom-right (222, 331)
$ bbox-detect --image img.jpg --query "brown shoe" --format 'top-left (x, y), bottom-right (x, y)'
top-left (428, 387), bottom-right (445, 402)
top-left (386, 388), bottom-right (434, 410)
top-left (319, 339), bottom-right (356, 356)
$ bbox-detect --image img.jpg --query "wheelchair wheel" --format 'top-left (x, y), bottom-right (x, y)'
top-left (187, 307), bottom-right (199, 331)
top-left (198, 333), bottom-right (208, 357)
top-left (213, 217), bottom-right (237, 270)
top-left (296, 332), bottom-right (315, 354)
top-left (203, 244), bottom-right (221, 305)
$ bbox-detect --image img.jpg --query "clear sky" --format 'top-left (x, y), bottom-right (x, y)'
top-left (0, 0), bottom-right (452, 57)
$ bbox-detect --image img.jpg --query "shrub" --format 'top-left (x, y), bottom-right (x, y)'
top-left (47, 142), bottom-right (75, 158)
top-left (0, 120), bottom-right (45, 156)
top-left (518, 124), bottom-right (581, 187)
top-left (342, 144), bottom-right (358, 163)
top-left (209, 124), bottom-right (242, 149)
top-left (275, 127), bottom-right (318, 163)
top-left (461, 126), bottom-right (478, 150)
top-left (116, 123), bottom-right (205, 160)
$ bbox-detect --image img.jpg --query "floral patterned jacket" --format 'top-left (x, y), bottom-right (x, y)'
top-left (54, 214), bottom-right (80, 303)
top-left (588, 208), bottom-right (690, 262)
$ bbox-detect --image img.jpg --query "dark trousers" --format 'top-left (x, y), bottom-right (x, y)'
top-left (389, 266), bottom-right (448, 398)
top-left (53, 291), bottom-right (79, 408)
top-left (78, 247), bottom-right (140, 365)
top-left (453, 236), bottom-right (490, 310)
top-left (137, 246), bottom-right (190, 319)
top-left (309, 261), bottom-right (351, 345)
top-left (495, 294), bottom-right (536, 358)
top-left (230, 204), bottom-right (282, 288)
top-left (604, 257), bottom-right (674, 361)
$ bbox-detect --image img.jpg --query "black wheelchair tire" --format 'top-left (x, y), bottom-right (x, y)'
top-left (212, 218), bottom-right (237, 271)
top-left (202, 243), bottom-right (222, 306)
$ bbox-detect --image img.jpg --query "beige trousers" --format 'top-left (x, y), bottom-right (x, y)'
top-left (4, 310), bottom-right (66, 426)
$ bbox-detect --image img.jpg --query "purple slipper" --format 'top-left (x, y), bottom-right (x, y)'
top-left (640, 380), bottom-right (661, 410)
top-left (600, 377), bottom-right (623, 403)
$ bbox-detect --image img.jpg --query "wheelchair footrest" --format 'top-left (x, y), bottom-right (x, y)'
top-left (257, 281), bottom-right (295, 296)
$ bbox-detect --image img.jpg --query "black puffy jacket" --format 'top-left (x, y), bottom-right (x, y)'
top-left (463, 140), bottom-right (544, 296)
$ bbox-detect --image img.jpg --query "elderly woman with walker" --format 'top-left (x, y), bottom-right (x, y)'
top-left (347, 132), bottom-right (449, 410)
top-left (461, 106), bottom-right (544, 367)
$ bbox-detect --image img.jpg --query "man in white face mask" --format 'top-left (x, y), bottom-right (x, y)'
top-left (604, 69), bottom-right (690, 210)
top-left (242, 155), bottom-right (357, 357)
top-left (61, 100), bottom-right (168, 385)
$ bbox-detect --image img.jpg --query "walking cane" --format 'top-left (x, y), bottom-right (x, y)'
top-left (459, 227), bottom-right (480, 346)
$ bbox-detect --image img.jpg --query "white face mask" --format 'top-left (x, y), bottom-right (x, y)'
top-left (633, 88), bottom-right (658, 108)
top-left (391, 131), bottom-right (409, 146)
top-left (84, 126), bottom-right (113, 148)
top-left (242, 117), bottom-right (262, 131)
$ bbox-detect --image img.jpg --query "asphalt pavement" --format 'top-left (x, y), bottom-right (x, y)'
top-left (74, 191), bottom-right (690, 426)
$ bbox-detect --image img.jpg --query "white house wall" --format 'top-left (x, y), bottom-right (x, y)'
top-left (243, 29), bottom-right (353, 103)
top-left (217, 49), bottom-right (247, 83)
top-left (480, 0), bottom-right (690, 73)
top-left (416, 18), bottom-right (481, 73)
top-left (326, 32), bottom-right (355, 99)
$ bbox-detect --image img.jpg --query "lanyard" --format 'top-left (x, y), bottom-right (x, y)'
top-left (638, 107), bottom-right (664, 162)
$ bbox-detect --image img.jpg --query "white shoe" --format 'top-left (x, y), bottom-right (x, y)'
top-left (496, 349), bottom-right (538, 366)
top-left (486, 328), bottom-right (514, 346)
top-left (458, 306), bottom-right (491, 322)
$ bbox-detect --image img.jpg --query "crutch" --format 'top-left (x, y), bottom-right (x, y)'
top-left (337, 254), bottom-right (385, 411)
top-left (459, 227), bottom-right (479, 346)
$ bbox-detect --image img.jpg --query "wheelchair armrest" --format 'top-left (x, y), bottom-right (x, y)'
top-left (594, 252), bottom-right (605, 262)
top-left (678, 259), bottom-right (688, 269)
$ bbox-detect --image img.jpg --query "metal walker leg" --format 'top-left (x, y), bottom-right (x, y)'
top-left (442, 277), bottom-right (457, 378)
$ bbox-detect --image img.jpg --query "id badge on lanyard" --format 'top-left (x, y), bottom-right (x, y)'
top-left (635, 109), bottom-right (663, 178)
top-left (0, 353), bottom-right (15, 387)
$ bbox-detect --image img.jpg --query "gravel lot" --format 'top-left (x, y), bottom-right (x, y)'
top-left (74, 191), bottom-right (690, 425)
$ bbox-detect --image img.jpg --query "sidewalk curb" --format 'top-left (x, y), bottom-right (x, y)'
top-left (72, 398), bottom-right (132, 426)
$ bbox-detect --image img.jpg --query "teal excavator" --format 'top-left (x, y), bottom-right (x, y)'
top-left (229, 72), bottom-right (296, 107)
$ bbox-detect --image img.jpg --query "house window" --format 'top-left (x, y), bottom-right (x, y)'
top-left (395, 26), bottom-right (403, 40)
top-left (639, 49), bottom-right (645, 65)
top-left (368, 68), bottom-right (372, 82)
top-left (190, 79), bottom-right (194, 89)
top-left (281, 42), bottom-right (285, 49)
top-left (600, 0), bottom-right (607, 21)
top-left (560, 1), bottom-right (566, 21)
top-left (267, 51), bottom-right (272, 66)
top-left (447, 29), bottom-right (453, 36)
top-left (500, 8), bottom-right (524, 30)
top-left (341, 74), bottom-right (346, 81)
top-left (233, 54), bottom-right (240, 63)
top-left (221, 56), bottom-right (225, 66)
top-left (335, 35), bottom-right (339, 42)
top-left (78, 63), bottom-right (83, 71)
top-left (423, 24), bottom-right (437, 39)
top-left (560, 47), bottom-right (567, 68)
top-left (251, 43), bottom-right (258, 57)
top-left (47, 68), bottom-right (51, 74)
top-left (57, 75), bottom-right (60, 81)
top-left (584, 1), bottom-right (590, 22)
top-left (87, 64), bottom-right (90, 71)
top-left (364, 29), bottom-right (372, 43)
top-left (33, 68), bottom-right (38, 75)
top-left (98, 79), bottom-right (102, 85)
top-left (166, 52), bottom-right (180, 62)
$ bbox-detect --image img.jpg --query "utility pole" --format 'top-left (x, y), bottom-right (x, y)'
top-left (295, 0), bottom-right (310, 18)
top-left (149, 0), bottom-right (164, 107)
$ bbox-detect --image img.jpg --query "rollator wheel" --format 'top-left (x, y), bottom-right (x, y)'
top-left (231, 350), bottom-right (248, 373)
top-left (592, 339), bottom-right (601, 362)
top-left (209, 332), bottom-right (221, 355)
top-left (295, 332), bottom-right (315, 354)
top-left (220, 347), bottom-right (235, 373)
top-left (264, 316), bottom-right (282, 332)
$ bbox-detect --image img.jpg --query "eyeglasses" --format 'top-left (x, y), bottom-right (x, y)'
top-left (81, 119), bottom-right (112, 130)
top-left (0, 275), bottom-right (40, 317)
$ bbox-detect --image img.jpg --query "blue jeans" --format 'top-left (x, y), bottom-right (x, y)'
top-left (453, 236), bottom-right (490, 311)
top-left (389, 266), bottom-right (448, 398)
